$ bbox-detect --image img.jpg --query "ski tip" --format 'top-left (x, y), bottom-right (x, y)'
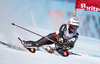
top-left (11, 23), bottom-right (15, 25)
top-left (18, 37), bottom-right (22, 41)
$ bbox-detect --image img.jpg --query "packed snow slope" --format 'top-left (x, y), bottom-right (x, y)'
top-left (0, 36), bottom-right (100, 64)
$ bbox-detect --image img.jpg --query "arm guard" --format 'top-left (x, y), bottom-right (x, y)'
top-left (58, 24), bottom-right (67, 38)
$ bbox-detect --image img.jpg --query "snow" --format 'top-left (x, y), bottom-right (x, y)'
top-left (0, 36), bottom-right (100, 64)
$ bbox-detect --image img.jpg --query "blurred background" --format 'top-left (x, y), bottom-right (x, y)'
top-left (0, 0), bottom-right (100, 44)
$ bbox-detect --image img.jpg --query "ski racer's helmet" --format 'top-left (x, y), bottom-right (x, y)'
top-left (68, 17), bottom-right (79, 32)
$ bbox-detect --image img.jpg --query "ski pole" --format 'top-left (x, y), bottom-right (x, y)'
top-left (11, 23), bottom-right (57, 43)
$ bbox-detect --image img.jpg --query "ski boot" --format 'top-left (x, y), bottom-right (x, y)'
top-left (43, 45), bottom-right (54, 53)
top-left (18, 37), bottom-right (36, 53)
top-left (21, 41), bottom-right (36, 53)
top-left (57, 48), bottom-right (69, 57)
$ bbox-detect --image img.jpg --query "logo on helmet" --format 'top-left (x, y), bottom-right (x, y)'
top-left (68, 17), bottom-right (79, 27)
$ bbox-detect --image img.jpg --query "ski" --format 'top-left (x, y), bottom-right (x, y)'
top-left (0, 40), bottom-right (81, 57)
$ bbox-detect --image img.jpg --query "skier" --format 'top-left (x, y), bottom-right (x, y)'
top-left (22, 17), bottom-right (79, 56)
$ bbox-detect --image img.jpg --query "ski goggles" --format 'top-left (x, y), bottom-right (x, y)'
top-left (70, 25), bottom-right (79, 30)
